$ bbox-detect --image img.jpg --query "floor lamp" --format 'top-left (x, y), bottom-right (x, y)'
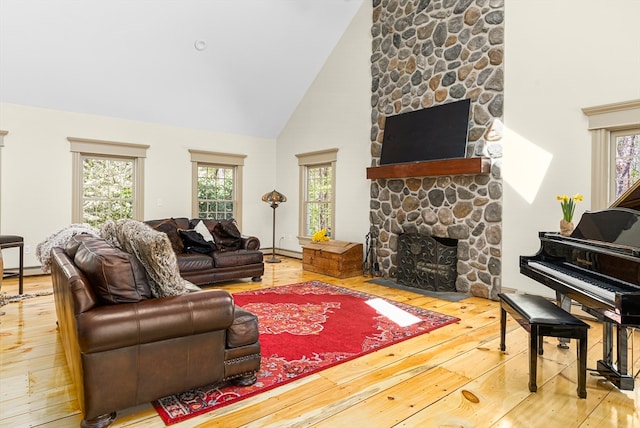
top-left (261, 189), bottom-right (287, 263)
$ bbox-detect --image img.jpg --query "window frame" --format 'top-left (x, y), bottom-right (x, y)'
top-left (189, 150), bottom-right (246, 229)
top-left (582, 99), bottom-right (640, 209)
top-left (296, 148), bottom-right (338, 245)
top-left (69, 137), bottom-right (149, 224)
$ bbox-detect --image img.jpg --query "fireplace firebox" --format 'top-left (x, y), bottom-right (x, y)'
top-left (397, 233), bottom-right (457, 292)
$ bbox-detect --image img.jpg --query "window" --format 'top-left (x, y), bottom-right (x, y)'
top-left (296, 148), bottom-right (338, 243)
top-left (611, 129), bottom-right (640, 200)
top-left (196, 165), bottom-right (235, 219)
top-left (305, 164), bottom-right (333, 236)
top-left (81, 156), bottom-right (134, 226)
top-left (189, 150), bottom-right (245, 227)
top-left (69, 137), bottom-right (148, 227)
top-left (582, 100), bottom-right (640, 209)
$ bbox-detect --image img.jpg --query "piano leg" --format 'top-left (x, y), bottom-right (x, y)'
top-left (555, 292), bottom-right (571, 349)
top-left (603, 320), bottom-right (613, 364)
top-left (595, 320), bottom-right (635, 390)
top-left (599, 321), bottom-right (630, 375)
top-left (618, 324), bottom-right (629, 377)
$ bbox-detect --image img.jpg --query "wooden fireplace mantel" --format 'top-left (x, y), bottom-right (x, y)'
top-left (366, 157), bottom-right (491, 180)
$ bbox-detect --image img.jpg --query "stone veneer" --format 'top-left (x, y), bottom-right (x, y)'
top-left (369, 0), bottom-right (504, 299)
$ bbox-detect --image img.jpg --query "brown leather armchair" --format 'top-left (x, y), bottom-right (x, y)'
top-left (50, 237), bottom-right (261, 428)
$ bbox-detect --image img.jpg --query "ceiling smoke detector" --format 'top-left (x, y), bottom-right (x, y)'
top-left (194, 40), bottom-right (207, 51)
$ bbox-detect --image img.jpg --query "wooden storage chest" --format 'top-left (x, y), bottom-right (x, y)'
top-left (302, 240), bottom-right (363, 278)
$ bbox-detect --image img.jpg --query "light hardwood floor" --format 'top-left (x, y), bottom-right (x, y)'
top-left (1, 257), bottom-right (639, 427)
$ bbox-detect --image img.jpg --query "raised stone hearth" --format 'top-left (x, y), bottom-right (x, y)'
top-left (368, 0), bottom-right (504, 300)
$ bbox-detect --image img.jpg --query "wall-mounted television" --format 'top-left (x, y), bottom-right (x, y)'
top-left (379, 98), bottom-right (471, 165)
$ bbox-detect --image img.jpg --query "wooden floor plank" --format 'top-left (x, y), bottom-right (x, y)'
top-left (0, 260), bottom-right (638, 428)
top-left (305, 367), bottom-right (471, 428)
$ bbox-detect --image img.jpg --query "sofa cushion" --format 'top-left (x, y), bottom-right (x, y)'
top-left (176, 253), bottom-right (215, 272)
top-left (213, 219), bottom-right (242, 251)
top-left (101, 219), bottom-right (192, 297)
top-left (194, 220), bottom-right (215, 243)
top-left (189, 218), bottom-right (217, 233)
top-left (212, 250), bottom-right (263, 268)
top-left (227, 306), bottom-right (259, 348)
top-left (178, 229), bottom-right (216, 254)
top-left (73, 237), bottom-right (152, 304)
top-left (65, 233), bottom-right (97, 259)
top-left (147, 217), bottom-right (184, 254)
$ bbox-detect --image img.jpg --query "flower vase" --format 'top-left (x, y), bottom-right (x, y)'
top-left (560, 219), bottom-right (574, 236)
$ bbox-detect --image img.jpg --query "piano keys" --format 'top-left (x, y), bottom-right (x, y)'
top-left (520, 196), bottom-right (640, 391)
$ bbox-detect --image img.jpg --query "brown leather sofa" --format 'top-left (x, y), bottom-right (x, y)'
top-left (50, 235), bottom-right (261, 428)
top-left (145, 217), bottom-right (264, 285)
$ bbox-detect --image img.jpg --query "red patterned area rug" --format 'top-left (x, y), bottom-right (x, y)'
top-left (152, 280), bottom-right (459, 425)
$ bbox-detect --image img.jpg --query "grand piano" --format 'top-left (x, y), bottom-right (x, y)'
top-left (520, 181), bottom-right (640, 390)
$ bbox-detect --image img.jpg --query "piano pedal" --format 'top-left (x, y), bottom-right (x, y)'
top-left (587, 368), bottom-right (608, 384)
top-left (557, 337), bottom-right (570, 349)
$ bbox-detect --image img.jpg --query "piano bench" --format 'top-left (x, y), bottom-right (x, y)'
top-left (498, 293), bottom-right (590, 398)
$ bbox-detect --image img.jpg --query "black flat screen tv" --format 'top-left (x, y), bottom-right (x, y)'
top-left (379, 98), bottom-right (471, 165)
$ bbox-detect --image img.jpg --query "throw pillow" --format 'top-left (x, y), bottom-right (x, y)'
top-left (194, 220), bottom-right (215, 243)
top-left (100, 219), bottom-right (192, 297)
top-left (74, 237), bottom-right (152, 304)
top-left (149, 218), bottom-right (185, 254)
top-left (65, 233), bottom-right (98, 259)
top-left (178, 229), bottom-right (217, 254)
top-left (213, 219), bottom-right (242, 251)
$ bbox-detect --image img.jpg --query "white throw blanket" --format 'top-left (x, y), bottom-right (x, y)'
top-left (35, 224), bottom-right (101, 273)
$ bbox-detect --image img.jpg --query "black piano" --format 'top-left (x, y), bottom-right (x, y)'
top-left (520, 181), bottom-right (640, 390)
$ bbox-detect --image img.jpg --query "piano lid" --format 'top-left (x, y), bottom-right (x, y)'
top-left (571, 208), bottom-right (640, 248)
top-left (569, 181), bottom-right (640, 248)
top-left (611, 179), bottom-right (640, 211)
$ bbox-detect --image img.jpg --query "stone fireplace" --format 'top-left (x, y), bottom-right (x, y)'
top-left (368, 0), bottom-right (504, 300)
top-left (397, 233), bottom-right (458, 291)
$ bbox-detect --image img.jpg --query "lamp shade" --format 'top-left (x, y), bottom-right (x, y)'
top-left (261, 190), bottom-right (287, 206)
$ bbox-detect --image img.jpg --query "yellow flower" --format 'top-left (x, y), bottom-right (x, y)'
top-left (557, 193), bottom-right (583, 222)
top-left (311, 228), bottom-right (329, 242)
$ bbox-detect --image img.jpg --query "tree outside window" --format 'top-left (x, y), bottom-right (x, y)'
top-left (197, 165), bottom-right (235, 219)
top-left (305, 164), bottom-right (332, 236)
top-left (82, 156), bottom-right (134, 227)
top-left (614, 131), bottom-right (640, 198)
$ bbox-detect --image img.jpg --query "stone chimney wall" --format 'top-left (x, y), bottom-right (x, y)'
top-left (369, 0), bottom-right (505, 299)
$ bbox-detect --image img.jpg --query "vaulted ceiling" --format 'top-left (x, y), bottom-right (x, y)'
top-left (0, 0), bottom-right (363, 138)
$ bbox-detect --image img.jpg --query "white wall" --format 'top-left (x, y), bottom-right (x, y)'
top-left (503, 0), bottom-right (640, 296)
top-left (0, 103), bottom-right (276, 269)
top-left (0, 1), bottom-right (372, 270)
top-left (275, 1), bottom-right (372, 252)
